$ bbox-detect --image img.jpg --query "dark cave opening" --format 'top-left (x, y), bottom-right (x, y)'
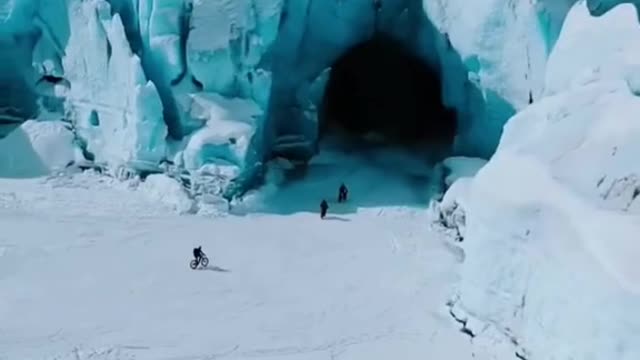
top-left (254, 35), bottom-right (460, 214)
top-left (319, 35), bottom-right (457, 149)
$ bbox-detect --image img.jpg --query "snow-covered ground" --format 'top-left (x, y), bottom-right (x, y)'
top-left (246, 137), bottom-right (443, 215)
top-left (0, 139), bottom-right (497, 360)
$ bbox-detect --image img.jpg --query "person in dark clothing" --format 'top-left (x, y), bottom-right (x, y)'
top-left (338, 183), bottom-right (349, 203)
top-left (193, 246), bottom-right (204, 264)
top-left (320, 200), bottom-right (329, 219)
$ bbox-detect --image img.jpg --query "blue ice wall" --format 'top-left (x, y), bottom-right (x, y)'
top-left (534, 1), bottom-right (576, 56)
top-left (586, 0), bottom-right (640, 16)
top-left (106, 0), bottom-right (143, 53)
top-left (263, 0), bottom-right (516, 160)
top-left (0, 4), bottom-right (40, 138)
top-left (11, 0), bottom-right (626, 194)
top-left (1, 0), bottom-right (70, 136)
top-left (0, 44), bottom-right (38, 138)
top-left (266, 0), bottom-right (439, 160)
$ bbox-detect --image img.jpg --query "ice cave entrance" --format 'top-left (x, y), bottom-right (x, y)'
top-left (264, 35), bottom-right (456, 213)
top-left (319, 34), bottom-right (457, 151)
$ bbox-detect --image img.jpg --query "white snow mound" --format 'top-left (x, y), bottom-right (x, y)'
top-left (440, 3), bottom-right (640, 359)
top-left (138, 174), bottom-right (194, 214)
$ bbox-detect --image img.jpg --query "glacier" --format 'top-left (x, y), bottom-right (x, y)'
top-left (431, 2), bottom-right (640, 359)
top-left (3, 0), bottom-right (640, 358)
top-left (64, 0), bottom-right (167, 171)
top-left (2, 0), bottom-right (573, 195)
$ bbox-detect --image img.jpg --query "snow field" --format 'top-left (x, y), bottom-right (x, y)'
top-left (0, 170), bottom-right (491, 360)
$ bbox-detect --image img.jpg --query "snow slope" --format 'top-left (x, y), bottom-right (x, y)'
top-left (434, 3), bottom-right (640, 359)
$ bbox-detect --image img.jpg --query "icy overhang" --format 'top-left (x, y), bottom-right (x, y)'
top-left (266, 0), bottom-right (439, 158)
top-left (7, 0), bottom-right (640, 195)
top-left (264, 0), bottom-right (565, 160)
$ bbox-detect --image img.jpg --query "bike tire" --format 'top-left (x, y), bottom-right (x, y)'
top-left (200, 256), bottom-right (209, 267)
top-left (189, 260), bottom-right (198, 270)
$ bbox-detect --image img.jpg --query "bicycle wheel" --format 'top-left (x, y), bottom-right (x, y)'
top-left (200, 256), bottom-right (209, 267)
top-left (190, 260), bottom-right (198, 269)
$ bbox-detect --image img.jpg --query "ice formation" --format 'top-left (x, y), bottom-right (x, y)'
top-left (0, 120), bottom-right (76, 178)
top-left (433, 2), bottom-right (640, 359)
top-left (137, 173), bottom-right (195, 214)
top-left (4, 1), bottom-right (640, 356)
top-left (63, 0), bottom-right (167, 171)
top-left (3, 0), bottom-right (578, 192)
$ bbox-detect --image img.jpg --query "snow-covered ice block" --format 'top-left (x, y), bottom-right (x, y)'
top-left (182, 93), bottom-right (262, 174)
top-left (455, 146), bottom-right (640, 359)
top-left (63, 0), bottom-right (168, 170)
top-left (545, 2), bottom-right (640, 95)
top-left (21, 120), bottom-right (76, 170)
top-left (442, 3), bottom-right (640, 358)
top-left (423, 0), bottom-right (557, 156)
top-left (138, 174), bottom-right (194, 214)
top-left (500, 83), bottom-right (640, 214)
top-left (195, 193), bottom-right (229, 216)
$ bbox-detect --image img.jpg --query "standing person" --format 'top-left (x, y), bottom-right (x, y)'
top-left (338, 183), bottom-right (349, 203)
top-left (320, 199), bottom-right (329, 219)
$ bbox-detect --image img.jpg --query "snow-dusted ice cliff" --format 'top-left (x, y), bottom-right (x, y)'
top-left (1, 0), bottom-right (579, 188)
top-left (3, 0), bottom-right (640, 358)
top-left (431, 2), bottom-right (640, 359)
top-left (0, 0), bottom-right (636, 167)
